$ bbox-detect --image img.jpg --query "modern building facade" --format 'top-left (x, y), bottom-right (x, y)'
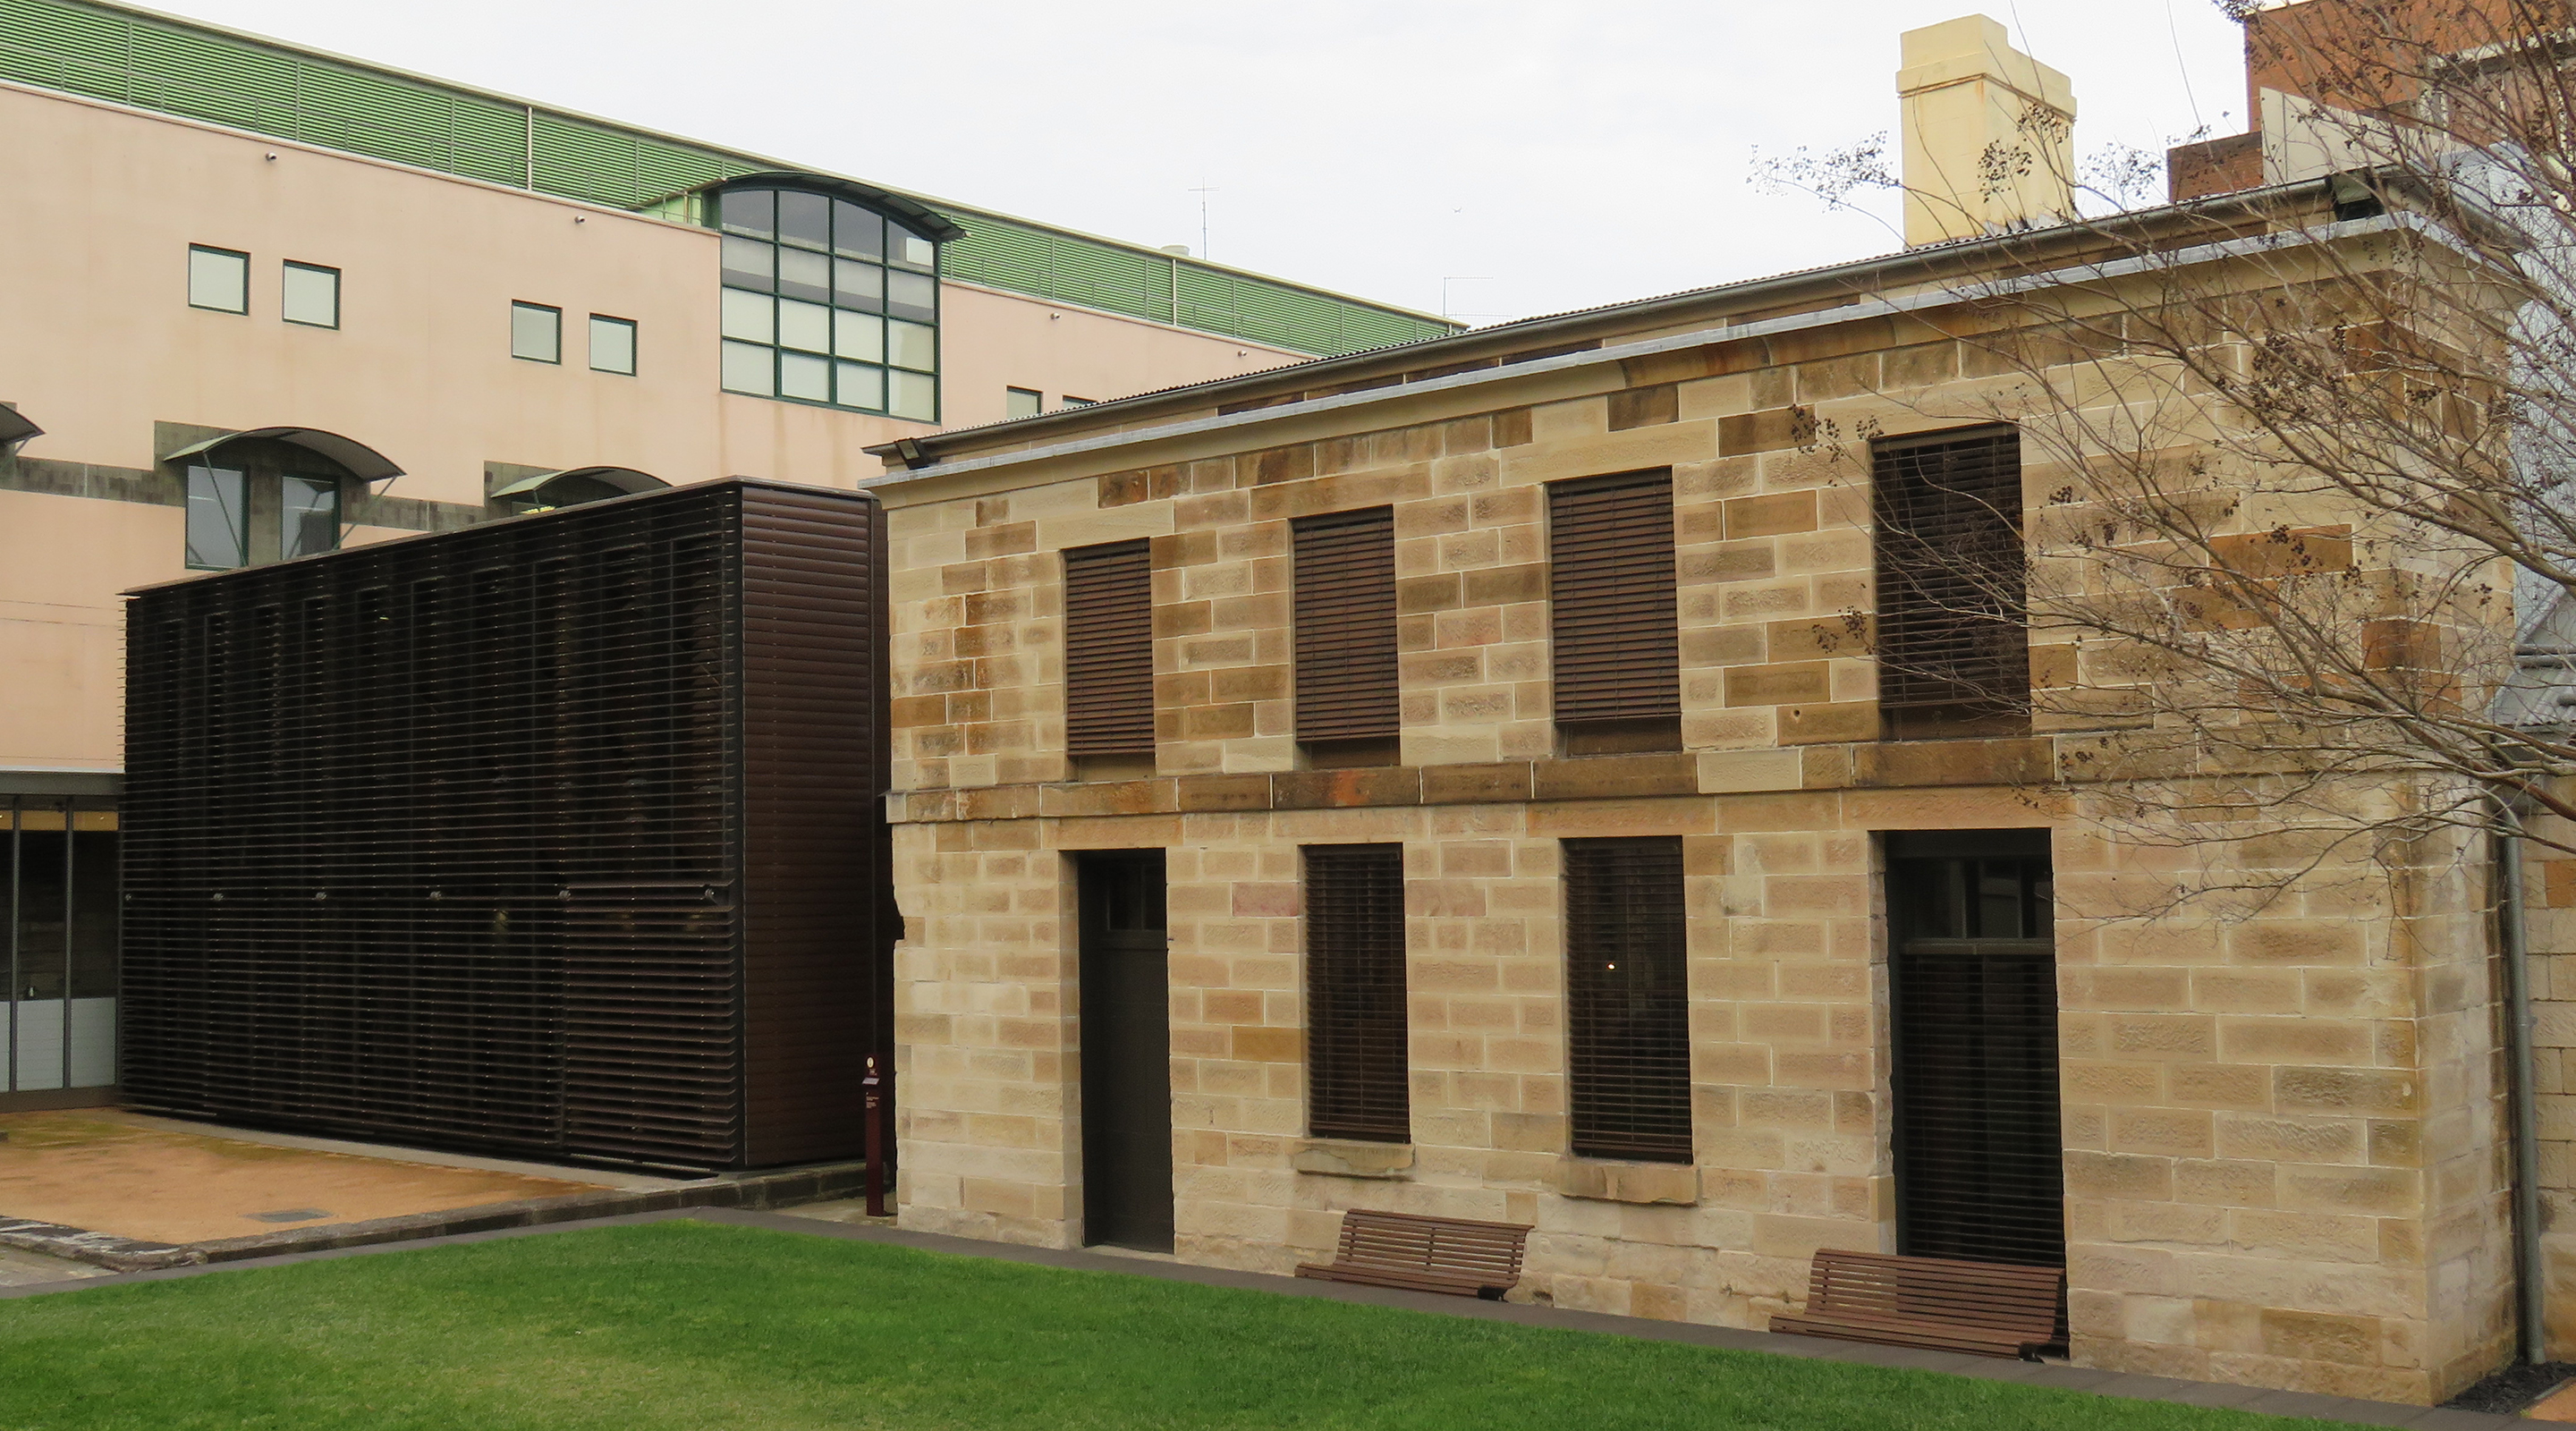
top-left (860, 17), bottom-right (2542, 1406)
top-left (0, 0), bottom-right (1450, 1105)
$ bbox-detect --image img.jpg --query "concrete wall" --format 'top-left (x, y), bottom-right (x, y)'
top-left (0, 78), bottom-right (1308, 773)
top-left (876, 285), bottom-right (2516, 1403)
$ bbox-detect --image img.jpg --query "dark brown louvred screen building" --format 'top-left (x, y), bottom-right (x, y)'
top-left (120, 480), bottom-right (896, 1172)
top-left (1063, 539), bottom-right (1155, 758)
top-left (1563, 835), bottom-right (1690, 1163)
top-left (1292, 509), bottom-right (1399, 758)
top-left (1872, 428), bottom-right (2029, 741)
top-left (1548, 471), bottom-right (1680, 751)
top-left (1303, 843), bottom-right (1408, 1142)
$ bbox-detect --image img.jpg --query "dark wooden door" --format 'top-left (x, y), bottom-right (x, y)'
top-left (1888, 831), bottom-right (2066, 1269)
top-left (1078, 851), bottom-right (1172, 1251)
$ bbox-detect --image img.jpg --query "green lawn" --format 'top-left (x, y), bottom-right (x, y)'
top-left (0, 1220), bottom-right (2379, 1430)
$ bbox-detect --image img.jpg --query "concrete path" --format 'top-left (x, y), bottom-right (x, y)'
top-left (0, 1206), bottom-right (2523, 1428)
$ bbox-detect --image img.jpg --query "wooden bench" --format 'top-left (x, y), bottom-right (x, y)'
top-left (1295, 1209), bottom-right (1534, 1300)
top-left (1769, 1249), bottom-right (2065, 1360)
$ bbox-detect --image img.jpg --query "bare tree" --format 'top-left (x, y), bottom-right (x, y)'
top-left (1759, 0), bottom-right (2576, 883)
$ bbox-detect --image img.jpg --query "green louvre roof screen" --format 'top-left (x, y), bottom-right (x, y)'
top-left (0, 0), bottom-right (1457, 356)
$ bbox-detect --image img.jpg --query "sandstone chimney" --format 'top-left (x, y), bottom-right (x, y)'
top-left (1897, 15), bottom-right (2078, 246)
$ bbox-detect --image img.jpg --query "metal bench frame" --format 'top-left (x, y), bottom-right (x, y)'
top-left (1295, 1208), bottom-right (1534, 1300)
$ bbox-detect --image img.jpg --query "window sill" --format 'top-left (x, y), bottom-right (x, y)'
top-left (1292, 1139), bottom-right (1414, 1180)
top-left (1559, 1157), bottom-right (1698, 1206)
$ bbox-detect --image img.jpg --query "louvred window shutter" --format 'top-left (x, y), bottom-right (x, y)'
top-left (1293, 508), bottom-right (1399, 743)
top-left (1548, 471), bottom-right (1680, 725)
top-left (1871, 428), bottom-right (2029, 735)
top-left (1563, 835), bottom-right (1691, 1163)
top-left (1063, 539), bottom-right (1154, 758)
top-left (1303, 843), bottom-right (1409, 1142)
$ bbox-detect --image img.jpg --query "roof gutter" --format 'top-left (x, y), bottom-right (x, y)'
top-left (865, 208), bottom-right (2403, 493)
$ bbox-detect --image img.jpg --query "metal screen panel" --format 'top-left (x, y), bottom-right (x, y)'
top-left (1303, 843), bottom-right (1407, 1142)
top-left (1063, 540), bottom-right (1155, 758)
top-left (1292, 508), bottom-right (1399, 744)
top-left (1563, 835), bottom-right (1690, 1163)
top-left (1871, 428), bottom-right (2029, 737)
top-left (1888, 839), bottom-right (2065, 1268)
top-left (1548, 471), bottom-right (1681, 726)
top-left (122, 480), bottom-right (886, 1170)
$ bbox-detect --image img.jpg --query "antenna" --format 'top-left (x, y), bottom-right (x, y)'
top-left (1188, 183), bottom-right (1218, 259)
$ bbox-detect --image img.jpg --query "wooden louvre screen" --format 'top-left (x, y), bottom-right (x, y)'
top-left (1871, 428), bottom-right (2029, 738)
top-left (1292, 508), bottom-right (1400, 743)
top-left (1887, 834), bottom-right (2065, 1267)
top-left (1304, 843), bottom-right (1409, 1142)
top-left (1548, 471), bottom-right (1680, 726)
top-left (1563, 835), bottom-right (1691, 1162)
top-left (1063, 539), bottom-right (1155, 758)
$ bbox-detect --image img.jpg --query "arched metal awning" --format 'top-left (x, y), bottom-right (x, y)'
top-left (161, 427), bottom-right (404, 483)
top-left (705, 173), bottom-right (965, 244)
top-left (487, 466), bottom-right (669, 501)
top-left (0, 406), bottom-right (40, 449)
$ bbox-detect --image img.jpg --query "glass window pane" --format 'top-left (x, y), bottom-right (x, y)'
top-left (887, 270), bottom-right (937, 324)
top-left (721, 289), bottom-right (775, 344)
top-left (777, 298), bottom-right (832, 354)
top-left (889, 369), bottom-right (937, 421)
top-left (719, 188), bottom-right (775, 237)
top-left (778, 248), bottom-right (832, 304)
top-left (721, 340), bottom-right (775, 396)
top-left (780, 351), bottom-right (831, 402)
top-left (510, 302), bottom-right (561, 362)
top-left (891, 228), bottom-right (937, 271)
top-left (833, 311), bottom-right (885, 363)
top-left (888, 319), bottom-right (936, 372)
top-left (721, 235), bottom-right (775, 292)
top-left (589, 315), bottom-right (637, 375)
top-left (184, 466), bottom-right (247, 570)
top-left (777, 191), bottom-right (830, 250)
top-left (188, 246), bottom-right (247, 312)
top-left (1006, 387), bottom-right (1042, 420)
top-left (279, 476), bottom-right (339, 560)
top-left (281, 262), bottom-right (338, 327)
top-left (835, 362), bottom-right (885, 411)
top-left (833, 259), bottom-right (884, 312)
top-left (833, 201), bottom-right (885, 260)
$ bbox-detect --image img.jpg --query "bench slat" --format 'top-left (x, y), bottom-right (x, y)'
top-left (1301, 1209), bottom-right (1534, 1300)
top-left (1774, 1249), bottom-right (2065, 1360)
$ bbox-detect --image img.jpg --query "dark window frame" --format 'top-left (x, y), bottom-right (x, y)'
top-left (1292, 506), bottom-right (1400, 763)
top-left (716, 182), bottom-right (940, 421)
top-left (1547, 470), bottom-right (1681, 755)
top-left (589, 314), bottom-right (639, 376)
top-left (1870, 426), bottom-right (2031, 741)
top-left (510, 301), bottom-right (563, 364)
top-left (1063, 539), bottom-right (1156, 763)
top-left (281, 260), bottom-right (341, 329)
top-left (186, 244), bottom-right (250, 315)
top-left (1563, 834), bottom-right (1692, 1164)
top-left (1303, 843), bottom-right (1410, 1143)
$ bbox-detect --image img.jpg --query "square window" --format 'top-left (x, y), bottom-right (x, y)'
top-left (833, 311), bottom-right (884, 364)
top-left (718, 188), bottom-right (775, 238)
top-left (184, 465), bottom-right (248, 569)
top-left (890, 369), bottom-right (936, 422)
top-left (832, 200), bottom-right (885, 260)
top-left (721, 289), bottom-right (775, 344)
top-left (780, 351), bottom-right (831, 402)
top-left (589, 315), bottom-right (637, 375)
top-left (835, 362), bottom-right (886, 411)
top-left (188, 245), bottom-right (249, 313)
top-left (1006, 386), bottom-right (1042, 419)
top-left (887, 269), bottom-right (937, 324)
top-left (833, 259), bottom-right (884, 312)
top-left (510, 301), bottom-right (561, 363)
top-left (887, 319), bottom-right (936, 373)
top-left (721, 235), bottom-right (775, 292)
top-left (280, 476), bottom-right (339, 560)
top-left (777, 297), bottom-right (832, 354)
top-left (778, 248), bottom-right (832, 304)
top-left (777, 191), bottom-right (830, 250)
top-left (281, 261), bottom-right (339, 327)
top-left (721, 340), bottom-right (775, 396)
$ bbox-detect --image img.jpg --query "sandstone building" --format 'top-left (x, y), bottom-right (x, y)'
top-left (862, 14), bottom-right (2540, 1404)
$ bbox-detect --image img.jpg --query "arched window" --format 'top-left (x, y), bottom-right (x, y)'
top-left (162, 428), bottom-right (401, 572)
top-left (713, 178), bottom-right (952, 422)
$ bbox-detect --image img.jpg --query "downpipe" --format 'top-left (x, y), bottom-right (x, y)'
top-left (2498, 796), bottom-right (2548, 1366)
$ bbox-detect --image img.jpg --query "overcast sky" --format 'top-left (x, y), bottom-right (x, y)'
top-left (157, 0), bottom-right (2250, 326)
